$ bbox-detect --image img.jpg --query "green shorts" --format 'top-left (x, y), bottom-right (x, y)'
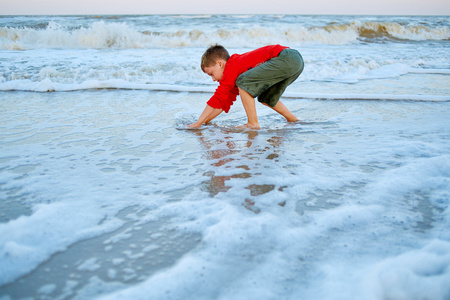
top-left (235, 48), bottom-right (304, 107)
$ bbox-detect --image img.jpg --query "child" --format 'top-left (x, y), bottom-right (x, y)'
top-left (188, 44), bottom-right (304, 129)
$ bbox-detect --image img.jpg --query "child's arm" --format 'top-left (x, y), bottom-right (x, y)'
top-left (188, 105), bottom-right (223, 128)
top-left (204, 107), bottom-right (223, 123)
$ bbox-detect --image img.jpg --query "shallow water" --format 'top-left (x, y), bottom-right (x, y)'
top-left (1, 90), bottom-right (449, 299)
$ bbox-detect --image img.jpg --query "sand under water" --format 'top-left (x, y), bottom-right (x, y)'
top-left (1, 89), bottom-right (449, 299)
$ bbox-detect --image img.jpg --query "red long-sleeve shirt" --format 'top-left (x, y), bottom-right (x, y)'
top-left (206, 44), bottom-right (288, 113)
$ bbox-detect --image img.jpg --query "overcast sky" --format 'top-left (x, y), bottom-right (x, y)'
top-left (1, 0), bottom-right (449, 15)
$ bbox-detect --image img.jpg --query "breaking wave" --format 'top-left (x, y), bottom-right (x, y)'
top-left (1, 19), bottom-right (449, 50)
top-left (1, 79), bottom-right (449, 102)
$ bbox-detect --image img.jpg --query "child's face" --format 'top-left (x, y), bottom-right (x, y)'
top-left (203, 60), bottom-right (225, 82)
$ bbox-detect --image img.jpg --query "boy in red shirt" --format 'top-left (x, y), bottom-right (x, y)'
top-left (188, 44), bottom-right (304, 129)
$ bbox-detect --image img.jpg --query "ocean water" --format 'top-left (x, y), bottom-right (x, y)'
top-left (0, 14), bottom-right (450, 300)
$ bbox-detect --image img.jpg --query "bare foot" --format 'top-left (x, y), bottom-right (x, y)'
top-left (236, 123), bottom-right (260, 130)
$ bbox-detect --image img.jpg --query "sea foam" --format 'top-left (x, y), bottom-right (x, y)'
top-left (1, 19), bottom-right (449, 51)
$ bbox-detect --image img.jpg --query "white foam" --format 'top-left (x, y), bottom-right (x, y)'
top-left (1, 18), bottom-right (449, 51)
top-left (364, 240), bottom-right (450, 300)
top-left (0, 202), bottom-right (123, 286)
top-left (3, 79), bottom-right (448, 102)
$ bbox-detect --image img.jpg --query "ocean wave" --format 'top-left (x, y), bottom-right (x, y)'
top-left (0, 21), bottom-right (145, 50)
top-left (325, 20), bottom-right (450, 42)
top-left (1, 79), bottom-right (449, 102)
top-left (1, 20), bottom-right (448, 50)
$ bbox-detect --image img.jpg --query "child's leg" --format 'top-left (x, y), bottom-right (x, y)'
top-left (262, 101), bottom-right (299, 122)
top-left (239, 87), bottom-right (260, 129)
top-left (236, 49), bottom-right (304, 123)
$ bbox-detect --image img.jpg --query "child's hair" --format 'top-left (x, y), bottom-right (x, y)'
top-left (201, 44), bottom-right (230, 71)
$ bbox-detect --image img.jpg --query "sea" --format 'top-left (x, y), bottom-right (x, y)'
top-left (0, 14), bottom-right (449, 300)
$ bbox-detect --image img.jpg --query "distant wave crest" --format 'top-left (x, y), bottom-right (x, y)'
top-left (334, 20), bottom-right (450, 41)
top-left (1, 20), bottom-right (449, 50)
